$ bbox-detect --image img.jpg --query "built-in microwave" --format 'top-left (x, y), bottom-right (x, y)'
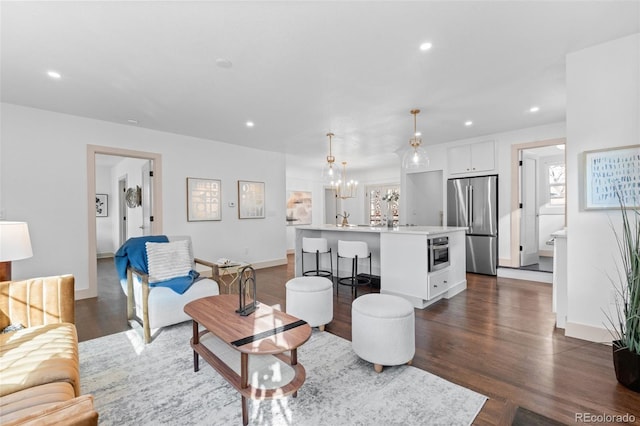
top-left (428, 236), bottom-right (450, 272)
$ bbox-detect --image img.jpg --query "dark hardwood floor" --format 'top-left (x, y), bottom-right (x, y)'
top-left (77, 257), bottom-right (640, 425)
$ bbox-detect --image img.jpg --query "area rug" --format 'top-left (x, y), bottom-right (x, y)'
top-left (79, 323), bottom-right (487, 425)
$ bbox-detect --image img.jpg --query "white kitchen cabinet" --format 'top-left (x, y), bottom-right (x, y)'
top-left (448, 140), bottom-right (495, 175)
top-left (378, 229), bottom-right (467, 308)
top-left (427, 269), bottom-right (449, 299)
top-left (294, 225), bottom-right (467, 309)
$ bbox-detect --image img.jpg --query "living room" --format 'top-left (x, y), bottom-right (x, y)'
top-left (1, 1), bottom-right (639, 425)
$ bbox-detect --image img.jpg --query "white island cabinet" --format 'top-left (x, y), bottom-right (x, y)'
top-left (294, 225), bottom-right (467, 309)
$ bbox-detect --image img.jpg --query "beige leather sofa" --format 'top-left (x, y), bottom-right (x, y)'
top-left (0, 275), bottom-right (98, 425)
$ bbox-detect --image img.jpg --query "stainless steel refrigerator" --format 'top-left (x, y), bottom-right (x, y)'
top-left (447, 175), bottom-right (498, 275)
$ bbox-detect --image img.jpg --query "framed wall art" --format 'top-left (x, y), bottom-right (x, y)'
top-left (96, 194), bottom-right (108, 217)
top-left (238, 180), bottom-right (265, 219)
top-left (187, 178), bottom-right (222, 221)
top-left (584, 144), bottom-right (640, 209)
top-left (286, 190), bottom-right (312, 225)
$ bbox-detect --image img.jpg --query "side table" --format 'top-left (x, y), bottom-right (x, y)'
top-left (216, 261), bottom-right (251, 294)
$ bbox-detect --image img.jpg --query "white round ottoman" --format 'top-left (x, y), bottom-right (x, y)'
top-left (286, 276), bottom-right (334, 331)
top-left (351, 293), bottom-right (415, 373)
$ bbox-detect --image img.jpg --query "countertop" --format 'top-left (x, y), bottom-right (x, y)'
top-left (295, 224), bottom-right (468, 236)
top-left (551, 228), bottom-right (567, 238)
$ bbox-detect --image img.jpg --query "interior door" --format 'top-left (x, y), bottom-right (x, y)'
top-left (141, 161), bottom-right (153, 236)
top-left (118, 177), bottom-right (128, 247)
top-left (407, 172), bottom-right (442, 226)
top-left (324, 188), bottom-right (339, 225)
top-left (520, 151), bottom-right (540, 266)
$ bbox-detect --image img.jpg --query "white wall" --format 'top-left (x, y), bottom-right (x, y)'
top-left (1, 104), bottom-right (287, 296)
top-left (565, 33), bottom-right (640, 342)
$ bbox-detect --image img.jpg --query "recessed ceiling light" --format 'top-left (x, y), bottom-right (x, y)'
top-left (529, 106), bottom-right (540, 113)
top-left (556, 144), bottom-right (565, 150)
top-left (246, 121), bottom-right (254, 128)
top-left (419, 42), bottom-right (432, 51)
top-left (127, 119), bottom-right (139, 125)
top-left (464, 121), bottom-right (473, 127)
top-left (47, 70), bottom-right (61, 79)
top-left (216, 58), bottom-right (233, 69)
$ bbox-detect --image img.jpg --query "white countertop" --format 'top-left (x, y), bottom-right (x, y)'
top-left (551, 228), bottom-right (567, 238)
top-left (295, 224), bottom-right (468, 236)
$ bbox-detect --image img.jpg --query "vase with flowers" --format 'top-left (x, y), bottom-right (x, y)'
top-left (381, 190), bottom-right (400, 228)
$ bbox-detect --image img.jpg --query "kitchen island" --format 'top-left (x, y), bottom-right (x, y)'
top-left (294, 225), bottom-right (467, 308)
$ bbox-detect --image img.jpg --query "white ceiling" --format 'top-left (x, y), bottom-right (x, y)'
top-left (2, 1), bottom-right (639, 172)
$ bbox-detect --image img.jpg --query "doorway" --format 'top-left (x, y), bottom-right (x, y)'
top-left (510, 139), bottom-right (566, 271)
top-left (404, 171), bottom-right (443, 226)
top-left (86, 145), bottom-right (163, 299)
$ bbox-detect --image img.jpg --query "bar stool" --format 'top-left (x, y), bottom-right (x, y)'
top-left (301, 237), bottom-right (333, 280)
top-left (337, 240), bottom-right (372, 298)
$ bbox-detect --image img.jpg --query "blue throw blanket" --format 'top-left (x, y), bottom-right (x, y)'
top-left (114, 235), bottom-right (199, 294)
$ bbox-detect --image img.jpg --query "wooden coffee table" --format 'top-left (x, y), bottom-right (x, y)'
top-left (184, 295), bottom-right (312, 425)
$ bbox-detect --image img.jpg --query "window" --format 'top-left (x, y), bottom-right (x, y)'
top-left (548, 163), bottom-right (565, 205)
top-left (366, 184), bottom-right (400, 225)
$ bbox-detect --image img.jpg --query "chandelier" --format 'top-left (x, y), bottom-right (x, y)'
top-left (321, 132), bottom-right (336, 182)
top-left (402, 109), bottom-right (429, 170)
top-left (332, 161), bottom-right (358, 199)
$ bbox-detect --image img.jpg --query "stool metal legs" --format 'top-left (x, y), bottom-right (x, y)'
top-left (337, 253), bottom-right (372, 298)
top-left (302, 248), bottom-right (333, 280)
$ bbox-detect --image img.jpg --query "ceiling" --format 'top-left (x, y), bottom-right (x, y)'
top-left (2, 1), bottom-right (639, 172)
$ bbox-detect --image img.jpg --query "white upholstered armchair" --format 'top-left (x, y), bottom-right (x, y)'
top-left (115, 235), bottom-right (220, 343)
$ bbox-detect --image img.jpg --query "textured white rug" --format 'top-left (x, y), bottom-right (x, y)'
top-left (79, 322), bottom-right (486, 425)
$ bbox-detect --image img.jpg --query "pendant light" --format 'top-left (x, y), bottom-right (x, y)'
top-left (334, 161), bottom-right (358, 199)
top-left (321, 132), bottom-right (337, 183)
top-left (402, 109), bottom-right (429, 170)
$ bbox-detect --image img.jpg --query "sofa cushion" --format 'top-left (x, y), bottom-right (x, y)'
top-left (1, 393), bottom-right (97, 426)
top-left (0, 323), bottom-right (79, 398)
top-left (0, 382), bottom-right (75, 423)
top-left (0, 275), bottom-right (75, 328)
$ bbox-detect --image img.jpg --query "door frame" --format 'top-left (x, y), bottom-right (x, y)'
top-left (86, 145), bottom-right (163, 299)
top-left (508, 138), bottom-right (565, 268)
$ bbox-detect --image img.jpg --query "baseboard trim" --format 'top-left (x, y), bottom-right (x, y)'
top-left (97, 252), bottom-right (114, 259)
top-left (251, 258), bottom-right (288, 269)
top-left (499, 258), bottom-right (517, 268)
top-left (565, 321), bottom-right (612, 345)
top-left (497, 267), bottom-right (552, 284)
top-left (75, 288), bottom-right (97, 300)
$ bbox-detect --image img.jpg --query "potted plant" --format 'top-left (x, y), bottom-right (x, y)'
top-left (606, 193), bottom-right (640, 391)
